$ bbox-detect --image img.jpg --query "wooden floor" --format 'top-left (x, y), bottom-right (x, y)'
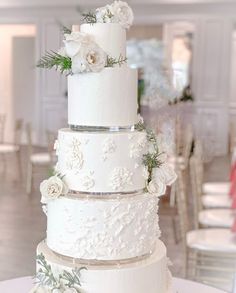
top-left (0, 148), bottom-right (230, 284)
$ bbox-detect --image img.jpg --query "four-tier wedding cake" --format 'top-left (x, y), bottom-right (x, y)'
top-left (32, 2), bottom-right (176, 292)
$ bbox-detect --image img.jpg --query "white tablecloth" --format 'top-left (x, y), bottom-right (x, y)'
top-left (0, 276), bottom-right (226, 293)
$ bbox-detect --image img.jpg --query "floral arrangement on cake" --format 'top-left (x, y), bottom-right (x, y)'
top-left (37, 1), bottom-right (132, 74)
top-left (135, 117), bottom-right (177, 196)
top-left (31, 253), bottom-right (86, 293)
top-left (82, 1), bottom-right (134, 29)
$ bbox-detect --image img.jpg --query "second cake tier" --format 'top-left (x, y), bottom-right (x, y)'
top-left (55, 128), bottom-right (147, 193)
top-left (46, 192), bottom-right (160, 261)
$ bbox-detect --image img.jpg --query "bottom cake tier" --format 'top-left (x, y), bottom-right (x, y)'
top-left (35, 240), bottom-right (172, 293)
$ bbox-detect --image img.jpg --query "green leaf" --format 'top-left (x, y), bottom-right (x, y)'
top-left (37, 51), bottom-right (72, 74)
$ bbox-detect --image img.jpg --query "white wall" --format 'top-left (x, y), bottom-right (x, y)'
top-left (12, 36), bottom-right (35, 125)
top-left (0, 25), bottom-right (35, 142)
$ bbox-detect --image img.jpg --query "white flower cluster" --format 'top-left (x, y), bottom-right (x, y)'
top-left (40, 175), bottom-right (69, 204)
top-left (62, 31), bottom-right (107, 74)
top-left (95, 1), bottom-right (134, 29)
top-left (147, 163), bottom-right (177, 196)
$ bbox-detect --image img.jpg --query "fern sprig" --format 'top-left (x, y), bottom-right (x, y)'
top-left (37, 51), bottom-right (72, 73)
top-left (106, 54), bottom-right (127, 68)
top-left (82, 12), bottom-right (97, 24)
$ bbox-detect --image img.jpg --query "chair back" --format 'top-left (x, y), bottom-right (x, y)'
top-left (175, 170), bottom-right (188, 249)
top-left (25, 123), bottom-right (33, 158)
top-left (0, 114), bottom-right (6, 143)
top-left (182, 124), bottom-right (193, 168)
top-left (14, 119), bottom-right (23, 145)
top-left (190, 155), bottom-right (203, 229)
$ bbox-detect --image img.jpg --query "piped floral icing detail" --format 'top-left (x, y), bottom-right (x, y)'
top-left (65, 138), bottom-right (84, 172)
top-left (129, 134), bottom-right (147, 158)
top-left (102, 137), bottom-right (116, 161)
top-left (109, 167), bottom-right (133, 190)
top-left (40, 175), bottom-right (68, 204)
top-left (81, 172), bottom-right (95, 190)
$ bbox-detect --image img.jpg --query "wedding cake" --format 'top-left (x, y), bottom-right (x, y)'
top-left (32, 2), bottom-right (176, 292)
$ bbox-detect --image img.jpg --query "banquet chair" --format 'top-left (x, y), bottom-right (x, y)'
top-left (0, 119), bottom-right (23, 179)
top-left (190, 156), bottom-right (234, 229)
top-left (169, 124), bottom-right (193, 171)
top-left (193, 140), bottom-right (230, 195)
top-left (176, 170), bottom-right (236, 289)
top-left (26, 123), bottom-right (53, 195)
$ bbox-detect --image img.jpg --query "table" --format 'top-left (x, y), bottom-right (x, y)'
top-left (0, 276), bottom-right (226, 293)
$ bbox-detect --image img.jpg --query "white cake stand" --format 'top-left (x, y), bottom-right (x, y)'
top-left (0, 276), bottom-right (226, 293)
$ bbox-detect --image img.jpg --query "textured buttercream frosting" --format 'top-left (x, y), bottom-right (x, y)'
top-left (46, 192), bottom-right (160, 261)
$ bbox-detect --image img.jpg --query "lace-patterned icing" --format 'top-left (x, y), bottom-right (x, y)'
top-left (47, 194), bottom-right (160, 260)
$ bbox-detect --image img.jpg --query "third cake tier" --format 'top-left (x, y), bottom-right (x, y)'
top-left (46, 192), bottom-right (160, 261)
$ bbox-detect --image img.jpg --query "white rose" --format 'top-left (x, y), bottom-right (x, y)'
top-left (64, 32), bottom-right (94, 58)
top-left (111, 1), bottom-right (134, 29)
top-left (153, 164), bottom-right (177, 186)
top-left (83, 43), bottom-right (107, 72)
top-left (40, 175), bottom-right (68, 203)
top-left (96, 5), bottom-right (114, 23)
top-left (147, 180), bottom-right (166, 196)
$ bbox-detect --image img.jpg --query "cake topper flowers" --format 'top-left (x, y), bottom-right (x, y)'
top-left (89, 1), bottom-right (134, 29)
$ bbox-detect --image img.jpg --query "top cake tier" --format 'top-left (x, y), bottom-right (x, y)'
top-left (80, 23), bottom-right (126, 59)
top-left (68, 23), bottom-right (138, 128)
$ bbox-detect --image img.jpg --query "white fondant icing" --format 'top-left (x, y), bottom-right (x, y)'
top-left (56, 129), bottom-right (147, 193)
top-left (46, 193), bottom-right (160, 260)
top-left (80, 23), bottom-right (126, 58)
top-left (68, 66), bottom-right (138, 127)
top-left (37, 240), bottom-right (170, 293)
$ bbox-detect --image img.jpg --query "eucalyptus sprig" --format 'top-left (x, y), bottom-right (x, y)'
top-left (106, 54), bottom-right (127, 67)
top-left (82, 12), bottom-right (97, 24)
top-left (37, 51), bottom-right (72, 74)
top-left (35, 253), bottom-right (86, 292)
top-left (36, 254), bottom-right (58, 288)
top-left (60, 267), bottom-right (87, 288)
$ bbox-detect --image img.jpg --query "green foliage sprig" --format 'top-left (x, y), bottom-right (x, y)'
top-left (35, 253), bottom-right (86, 292)
top-left (135, 120), bottom-right (163, 183)
top-left (62, 26), bottom-right (72, 35)
top-left (37, 51), bottom-right (72, 74)
top-left (106, 54), bottom-right (127, 67)
top-left (36, 254), bottom-right (58, 288)
top-left (82, 12), bottom-right (97, 24)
